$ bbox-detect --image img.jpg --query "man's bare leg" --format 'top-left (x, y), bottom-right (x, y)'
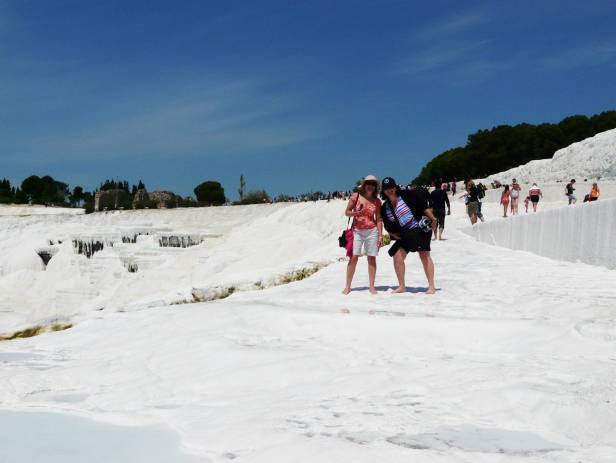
top-left (367, 256), bottom-right (377, 294)
top-left (342, 256), bottom-right (359, 294)
top-left (419, 251), bottom-right (436, 294)
top-left (393, 249), bottom-right (407, 293)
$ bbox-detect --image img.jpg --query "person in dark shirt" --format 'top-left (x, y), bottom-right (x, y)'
top-left (430, 183), bottom-right (451, 240)
top-left (566, 179), bottom-right (577, 205)
top-left (380, 177), bottom-right (437, 294)
top-left (463, 181), bottom-right (480, 224)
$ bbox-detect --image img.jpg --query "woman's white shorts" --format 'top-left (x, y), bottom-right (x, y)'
top-left (352, 228), bottom-right (379, 257)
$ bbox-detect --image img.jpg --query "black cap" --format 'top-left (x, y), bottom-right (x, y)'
top-left (381, 177), bottom-right (396, 190)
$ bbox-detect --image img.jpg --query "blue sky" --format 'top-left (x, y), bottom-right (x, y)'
top-left (1, 0), bottom-right (615, 198)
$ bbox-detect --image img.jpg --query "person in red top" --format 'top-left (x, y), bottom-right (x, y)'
top-left (500, 185), bottom-right (511, 217)
top-left (343, 175), bottom-right (383, 295)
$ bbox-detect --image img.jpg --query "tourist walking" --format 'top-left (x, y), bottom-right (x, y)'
top-left (380, 177), bottom-right (437, 294)
top-left (430, 182), bottom-right (450, 240)
top-left (566, 179), bottom-right (577, 205)
top-left (342, 175), bottom-right (383, 295)
top-left (500, 185), bottom-right (511, 217)
top-left (451, 179), bottom-right (457, 196)
top-left (476, 182), bottom-right (486, 222)
top-left (510, 178), bottom-right (521, 215)
top-left (528, 183), bottom-right (543, 212)
top-left (462, 181), bottom-right (480, 225)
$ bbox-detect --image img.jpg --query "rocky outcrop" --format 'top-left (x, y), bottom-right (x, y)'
top-left (148, 191), bottom-right (180, 208)
top-left (132, 189), bottom-right (180, 209)
top-left (35, 247), bottom-right (59, 268)
top-left (157, 233), bottom-right (203, 248)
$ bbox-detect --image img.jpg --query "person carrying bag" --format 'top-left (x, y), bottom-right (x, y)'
top-left (341, 175), bottom-right (383, 295)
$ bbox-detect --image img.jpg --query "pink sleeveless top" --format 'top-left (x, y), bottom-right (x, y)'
top-left (351, 193), bottom-right (381, 230)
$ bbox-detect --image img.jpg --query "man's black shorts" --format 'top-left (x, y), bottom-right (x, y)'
top-left (433, 208), bottom-right (446, 229)
top-left (388, 227), bottom-right (431, 256)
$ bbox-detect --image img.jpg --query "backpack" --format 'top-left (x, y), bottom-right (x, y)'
top-left (477, 186), bottom-right (485, 199)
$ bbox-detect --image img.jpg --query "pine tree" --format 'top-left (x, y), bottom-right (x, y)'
top-left (238, 175), bottom-right (246, 201)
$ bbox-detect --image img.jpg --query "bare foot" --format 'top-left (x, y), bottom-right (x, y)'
top-left (342, 287), bottom-right (351, 295)
top-left (426, 287), bottom-right (436, 295)
top-left (393, 286), bottom-right (406, 294)
top-left (439, 236), bottom-right (444, 240)
top-left (369, 287), bottom-right (377, 295)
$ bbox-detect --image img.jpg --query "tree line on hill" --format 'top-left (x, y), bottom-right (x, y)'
top-left (0, 175), bottom-right (294, 211)
top-left (413, 110), bottom-right (616, 185)
top-left (0, 175), bottom-right (88, 207)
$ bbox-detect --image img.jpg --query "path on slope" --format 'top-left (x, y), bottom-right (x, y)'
top-left (1, 200), bottom-right (615, 463)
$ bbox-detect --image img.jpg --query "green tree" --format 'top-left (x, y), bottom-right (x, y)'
top-left (21, 175), bottom-right (44, 203)
top-left (0, 179), bottom-right (13, 203)
top-left (238, 174), bottom-right (246, 201)
top-left (194, 181), bottom-right (226, 205)
top-left (70, 186), bottom-right (85, 207)
top-left (414, 110), bottom-right (616, 184)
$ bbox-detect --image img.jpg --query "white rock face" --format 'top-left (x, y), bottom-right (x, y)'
top-left (0, 202), bottom-right (344, 334)
top-left (1, 198), bottom-right (616, 461)
top-left (1, 199), bottom-right (615, 462)
top-left (486, 128), bottom-right (616, 183)
top-left (463, 198), bottom-right (616, 269)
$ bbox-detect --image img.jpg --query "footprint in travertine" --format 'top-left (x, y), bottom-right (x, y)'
top-left (387, 424), bottom-right (563, 455)
top-left (368, 309), bottom-right (406, 317)
top-left (286, 390), bottom-right (428, 444)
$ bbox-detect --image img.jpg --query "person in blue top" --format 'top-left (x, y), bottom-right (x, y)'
top-left (380, 177), bottom-right (437, 294)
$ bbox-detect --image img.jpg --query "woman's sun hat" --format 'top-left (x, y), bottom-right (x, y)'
top-left (363, 174), bottom-right (378, 183)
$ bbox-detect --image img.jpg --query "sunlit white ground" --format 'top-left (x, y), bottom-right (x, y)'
top-left (1, 199), bottom-right (615, 462)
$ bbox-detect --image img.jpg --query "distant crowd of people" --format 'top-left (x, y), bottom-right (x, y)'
top-left (272, 190), bottom-right (354, 203)
top-left (339, 174), bottom-right (606, 295)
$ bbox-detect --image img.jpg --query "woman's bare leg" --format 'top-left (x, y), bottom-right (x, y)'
top-left (342, 256), bottom-right (359, 294)
top-left (367, 256), bottom-right (377, 294)
top-left (393, 249), bottom-right (407, 293)
top-left (419, 251), bottom-right (436, 294)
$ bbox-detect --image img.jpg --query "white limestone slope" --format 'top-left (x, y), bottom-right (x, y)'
top-left (1, 199), bottom-right (615, 462)
top-left (0, 202), bottom-right (343, 334)
top-left (463, 198), bottom-right (616, 269)
top-left (485, 128), bottom-right (616, 183)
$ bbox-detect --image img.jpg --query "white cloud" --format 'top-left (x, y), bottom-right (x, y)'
top-left (416, 11), bottom-right (488, 40)
top-left (395, 39), bottom-right (492, 75)
top-left (542, 42), bottom-right (616, 69)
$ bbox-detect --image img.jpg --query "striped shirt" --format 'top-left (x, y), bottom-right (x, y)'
top-left (386, 197), bottom-right (418, 230)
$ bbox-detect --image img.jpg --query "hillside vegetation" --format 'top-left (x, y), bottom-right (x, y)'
top-left (414, 111), bottom-right (616, 184)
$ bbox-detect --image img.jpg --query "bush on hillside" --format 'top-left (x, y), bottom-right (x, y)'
top-left (235, 190), bottom-right (270, 205)
top-left (194, 181), bottom-right (226, 206)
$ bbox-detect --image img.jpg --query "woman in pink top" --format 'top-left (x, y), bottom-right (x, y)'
top-left (343, 175), bottom-right (383, 295)
top-left (500, 185), bottom-right (511, 217)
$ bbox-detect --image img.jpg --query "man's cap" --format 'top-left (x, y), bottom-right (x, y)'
top-left (381, 177), bottom-right (397, 190)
